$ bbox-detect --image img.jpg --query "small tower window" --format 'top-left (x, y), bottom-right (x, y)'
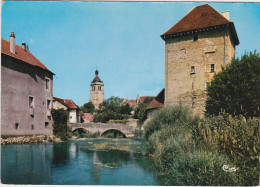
top-left (193, 35), bottom-right (198, 41)
top-left (47, 99), bottom-right (51, 109)
top-left (92, 86), bottom-right (95, 91)
top-left (45, 78), bottom-right (50, 90)
top-left (29, 96), bottom-right (34, 108)
top-left (190, 66), bottom-right (195, 74)
top-left (31, 125), bottom-right (34, 130)
top-left (210, 64), bottom-right (215, 72)
top-left (45, 122), bottom-right (49, 128)
top-left (15, 123), bottom-right (19, 129)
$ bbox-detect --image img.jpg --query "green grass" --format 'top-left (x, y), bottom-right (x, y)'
top-left (144, 105), bottom-right (259, 186)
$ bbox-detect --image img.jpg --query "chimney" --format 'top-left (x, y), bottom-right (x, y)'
top-left (21, 42), bottom-right (26, 51)
top-left (222, 11), bottom-right (230, 21)
top-left (10, 32), bottom-right (15, 54)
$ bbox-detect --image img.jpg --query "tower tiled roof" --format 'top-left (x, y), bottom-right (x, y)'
top-left (1, 38), bottom-right (54, 74)
top-left (92, 75), bottom-right (103, 83)
top-left (161, 4), bottom-right (239, 45)
top-left (146, 89), bottom-right (165, 110)
top-left (53, 97), bottom-right (79, 109)
top-left (91, 70), bottom-right (103, 83)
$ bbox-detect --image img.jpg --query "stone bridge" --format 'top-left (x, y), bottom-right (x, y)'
top-left (71, 123), bottom-right (136, 138)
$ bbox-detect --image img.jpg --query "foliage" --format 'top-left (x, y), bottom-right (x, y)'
top-left (94, 96), bottom-right (132, 123)
top-left (72, 129), bottom-right (100, 138)
top-left (134, 129), bottom-right (144, 138)
top-left (108, 119), bottom-right (128, 125)
top-left (144, 105), bottom-right (259, 186)
top-left (51, 109), bottom-right (71, 140)
top-left (102, 130), bottom-right (126, 138)
top-left (190, 114), bottom-right (260, 185)
top-left (134, 103), bottom-right (147, 122)
top-left (205, 51), bottom-right (260, 117)
top-left (80, 102), bottom-right (95, 114)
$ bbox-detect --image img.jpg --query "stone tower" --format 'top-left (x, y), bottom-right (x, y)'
top-left (161, 4), bottom-right (239, 117)
top-left (89, 70), bottom-right (104, 109)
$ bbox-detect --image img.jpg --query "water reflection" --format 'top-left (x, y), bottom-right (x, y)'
top-left (1, 143), bottom-right (53, 184)
top-left (1, 139), bottom-right (160, 185)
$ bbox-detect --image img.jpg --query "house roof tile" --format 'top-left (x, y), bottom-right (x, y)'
top-left (1, 38), bottom-right (54, 74)
top-left (82, 113), bottom-right (94, 122)
top-left (146, 89), bottom-right (165, 110)
top-left (53, 97), bottom-right (79, 109)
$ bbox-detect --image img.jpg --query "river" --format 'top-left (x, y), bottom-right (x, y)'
top-left (1, 138), bottom-right (162, 185)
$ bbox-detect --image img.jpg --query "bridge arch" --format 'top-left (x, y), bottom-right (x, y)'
top-left (72, 128), bottom-right (91, 133)
top-left (101, 129), bottom-right (127, 138)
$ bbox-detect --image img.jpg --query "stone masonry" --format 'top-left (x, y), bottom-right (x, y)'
top-left (162, 4), bottom-right (239, 117)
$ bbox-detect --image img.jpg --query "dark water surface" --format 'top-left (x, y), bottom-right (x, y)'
top-left (1, 138), bottom-right (161, 185)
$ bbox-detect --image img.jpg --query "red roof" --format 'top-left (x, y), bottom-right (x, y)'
top-left (92, 75), bottom-right (103, 83)
top-left (161, 4), bottom-right (239, 45)
top-left (82, 113), bottom-right (94, 122)
top-left (53, 97), bottom-right (79, 109)
top-left (146, 89), bottom-right (165, 110)
top-left (139, 96), bottom-right (155, 104)
top-left (1, 38), bottom-right (54, 74)
top-left (124, 99), bottom-right (137, 107)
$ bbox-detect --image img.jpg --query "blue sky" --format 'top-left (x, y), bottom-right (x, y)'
top-left (2, 2), bottom-right (260, 106)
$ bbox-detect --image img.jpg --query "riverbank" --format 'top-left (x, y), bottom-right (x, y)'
top-left (1, 135), bottom-right (63, 145)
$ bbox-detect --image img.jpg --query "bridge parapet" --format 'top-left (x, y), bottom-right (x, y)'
top-left (71, 123), bottom-right (136, 137)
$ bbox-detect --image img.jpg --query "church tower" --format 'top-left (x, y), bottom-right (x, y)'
top-left (89, 70), bottom-right (104, 109)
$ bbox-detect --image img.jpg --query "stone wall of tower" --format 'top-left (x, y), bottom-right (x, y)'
top-left (89, 82), bottom-right (104, 109)
top-left (165, 28), bottom-right (235, 117)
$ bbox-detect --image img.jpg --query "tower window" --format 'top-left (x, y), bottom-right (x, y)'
top-left (45, 78), bottom-right (50, 90)
top-left (47, 99), bottom-right (51, 109)
top-left (29, 96), bottom-right (34, 108)
top-left (92, 86), bottom-right (95, 91)
top-left (45, 122), bottom-right (49, 127)
top-left (210, 64), bottom-right (215, 72)
top-left (15, 123), bottom-right (19, 129)
top-left (193, 35), bottom-right (198, 41)
top-left (190, 66), bottom-right (195, 74)
top-left (31, 125), bottom-right (34, 130)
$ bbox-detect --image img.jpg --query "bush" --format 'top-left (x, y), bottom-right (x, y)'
top-left (144, 105), bottom-right (259, 185)
top-left (134, 103), bottom-right (148, 123)
top-left (134, 129), bottom-right (144, 138)
top-left (80, 101), bottom-right (95, 114)
top-left (94, 96), bottom-right (132, 123)
top-left (51, 109), bottom-right (71, 140)
top-left (191, 114), bottom-right (259, 185)
top-left (205, 51), bottom-right (260, 117)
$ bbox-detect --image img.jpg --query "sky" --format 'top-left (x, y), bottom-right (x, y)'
top-left (1, 1), bottom-right (260, 106)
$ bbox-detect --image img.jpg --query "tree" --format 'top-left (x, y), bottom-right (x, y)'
top-left (94, 96), bottom-right (132, 123)
top-left (80, 101), bottom-right (95, 114)
top-left (205, 51), bottom-right (260, 117)
top-left (51, 108), bottom-right (71, 140)
top-left (134, 103), bottom-right (148, 123)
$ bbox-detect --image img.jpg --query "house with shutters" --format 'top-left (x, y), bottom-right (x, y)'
top-left (1, 32), bottom-right (54, 136)
top-left (161, 4), bottom-right (239, 116)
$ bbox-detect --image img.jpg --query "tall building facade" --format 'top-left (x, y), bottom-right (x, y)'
top-left (161, 4), bottom-right (239, 116)
top-left (1, 32), bottom-right (54, 136)
top-left (89, 70), bottom-right (104, 109)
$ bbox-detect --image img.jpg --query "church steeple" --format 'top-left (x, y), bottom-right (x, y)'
top-left (89, 70), bottom-right (104, 109)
